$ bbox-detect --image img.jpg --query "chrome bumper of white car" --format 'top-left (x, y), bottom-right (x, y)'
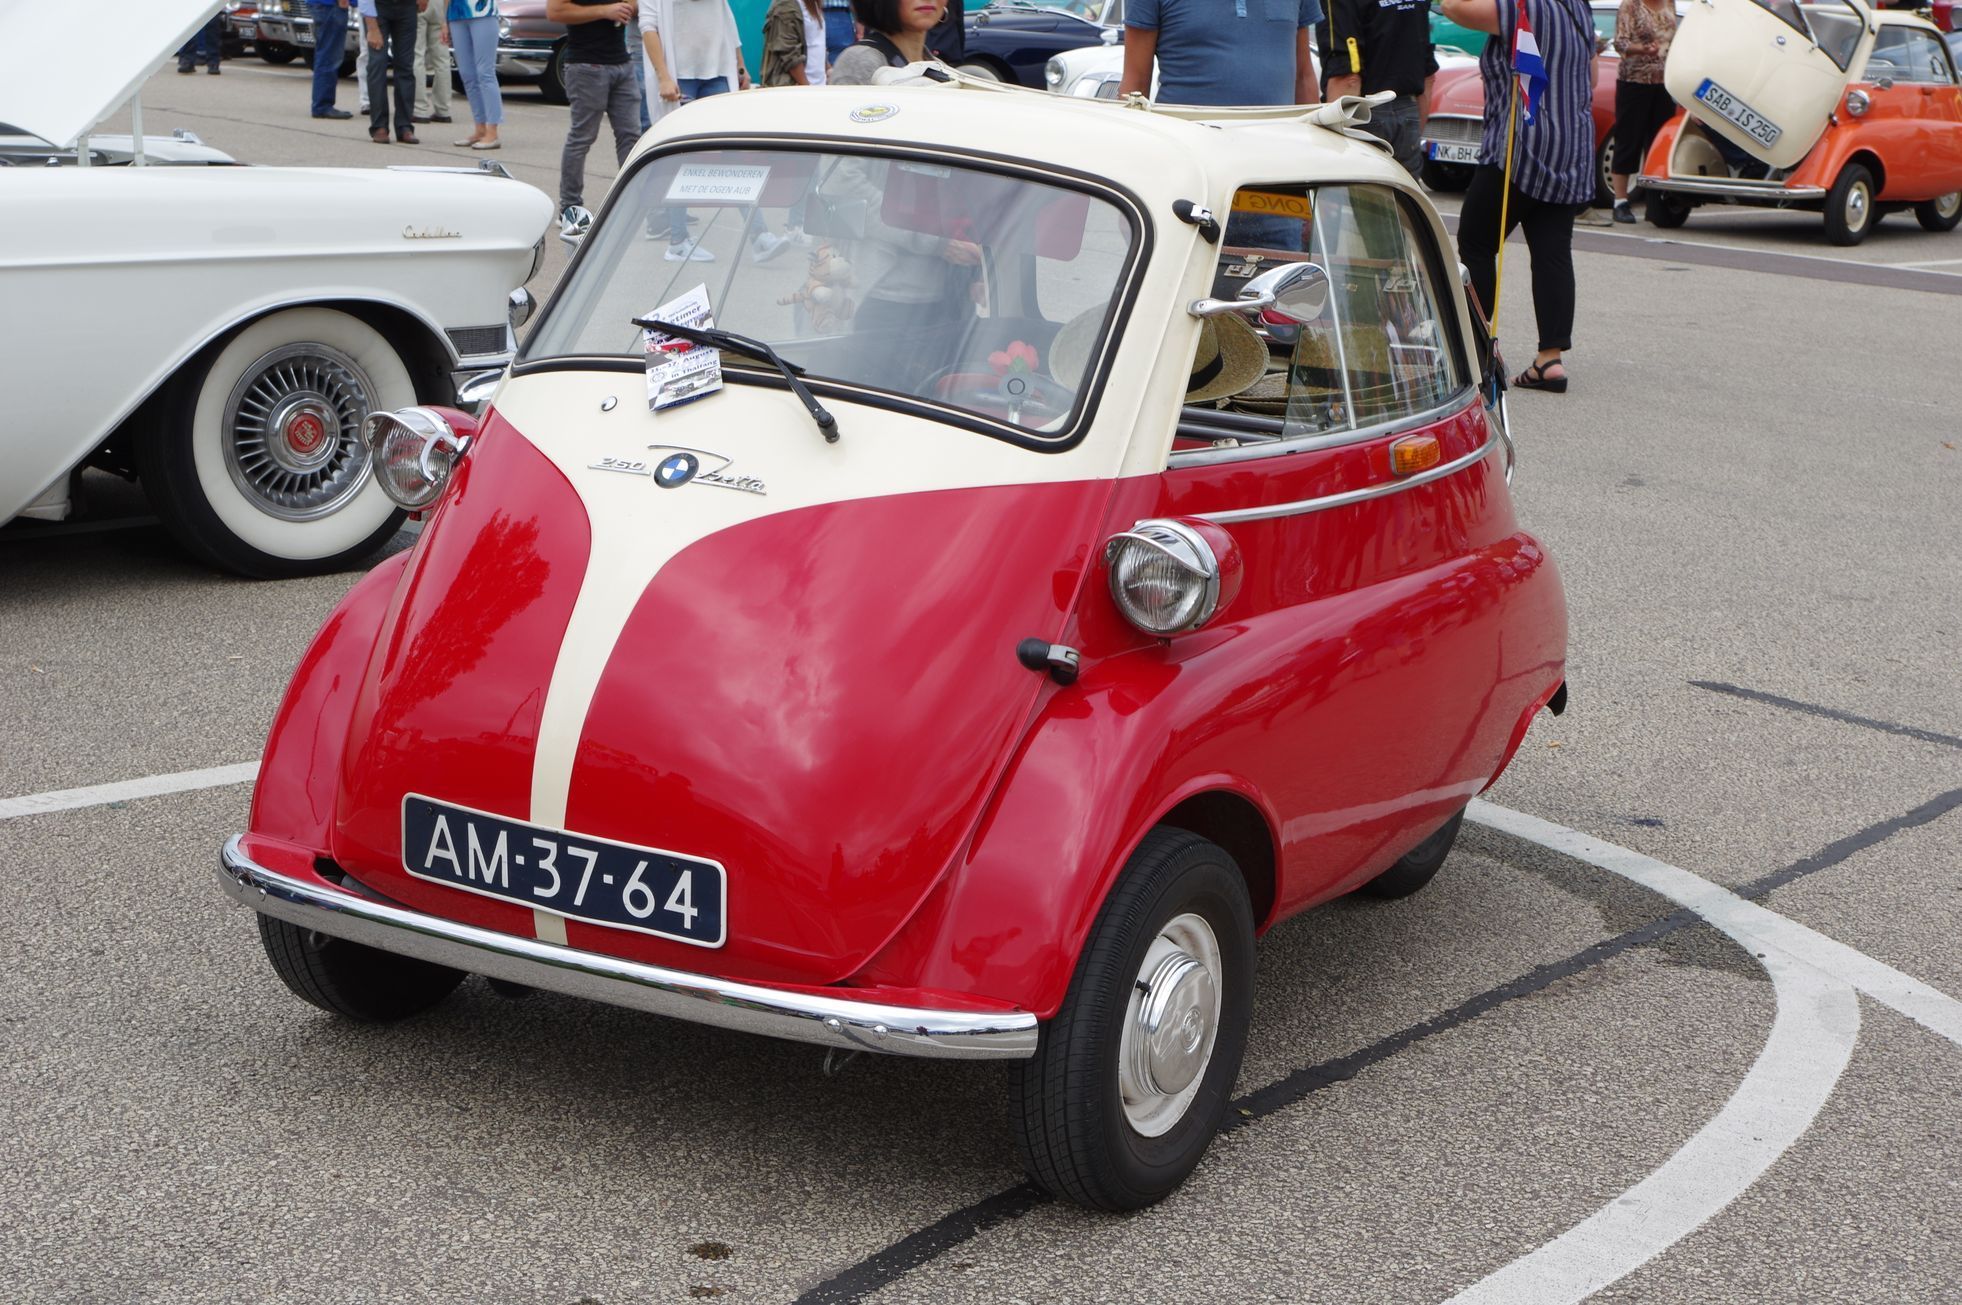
top-left (218, 837), bottom-right (1041, 1060)
top-left (1637, 175), bottom-right (1827, 204)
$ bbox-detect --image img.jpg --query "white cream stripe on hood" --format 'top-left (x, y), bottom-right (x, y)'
top-left (493, 371), bottom-right (1119, 939)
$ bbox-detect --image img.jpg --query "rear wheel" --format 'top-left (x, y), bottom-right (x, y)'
top-left (955, 61), bottom-right (1002, 81)
top-left (136, 307), bottom-right (409, 578)
top-left (1916, 192), bottom-right (1962, 233)
top-left (258, 42), bottom-right (298, 64)
top-left (1355, 811), bottom-right (1465, 900)
top-left (540, 40), bottom-right (569, 104)
top-left (1824, 162), bottom-right (1876, 246)
top-left (1594, 131), bottom-right (1615, 208)
top-left (1011, 829), bottom-right (1255, 1211)
top-left (258, 917), bottom-right (465, 1022)
top-left (1645, 191), bottom-right (1691, 228)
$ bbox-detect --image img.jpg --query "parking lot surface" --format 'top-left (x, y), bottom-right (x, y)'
top-left (3, 59), bottom-right (1960, 1304)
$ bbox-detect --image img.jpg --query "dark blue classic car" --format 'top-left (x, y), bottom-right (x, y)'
top-left (956, 0), bottom-right (1122, 87)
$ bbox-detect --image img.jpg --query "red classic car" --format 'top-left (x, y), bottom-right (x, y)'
top-left (218, 75), bottom-right (1567, 1209)
top-left (1638, 0), bottom-right (1962, 243)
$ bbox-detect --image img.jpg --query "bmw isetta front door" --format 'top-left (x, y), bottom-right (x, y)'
top-left (1665, 0), bottom-right (1876, 168)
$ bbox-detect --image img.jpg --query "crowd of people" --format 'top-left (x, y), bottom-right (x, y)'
top-left (253, 0), bottom-right (1685, 391)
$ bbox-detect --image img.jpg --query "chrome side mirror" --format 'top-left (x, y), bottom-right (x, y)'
top-left (1189, 261), bottom-right (1329, 323)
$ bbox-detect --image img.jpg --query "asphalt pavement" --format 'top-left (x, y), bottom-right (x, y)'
top-left (3, 56), bottom-right (1959, 1305)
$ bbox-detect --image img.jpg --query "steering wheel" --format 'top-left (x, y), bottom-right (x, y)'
top-left (920, 366), bottom-right (1078, 428)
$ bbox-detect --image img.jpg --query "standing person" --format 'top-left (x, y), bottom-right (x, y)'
top-left (821, 0), bottom-right (856, 64)
top-left (449, 0), bottom-right (504, 148)
top-left (640, 0), bottom-right (749, 260)
top-left (365, 0), bottom-right (424, 142)
top-left (176, 13), bottom-right (224, 74)
top-left (829, 0), bottom-right (946, 82)
top-left (410, 0), bottom-right (455, 123)
top-left (761, 0), bottom-right (826, 86)
top-left (1118, 0), bottom-right (1322, 107)
top-left (1609, 0), bottom-right (1675, 223)
top-left (1319, 0), bottom-right (1436, 176)
top-left (1441, 0), bottom-right (1595, 392)
top-left (547, 0), bottom-right (643, 239)
top-left (308, 0), bottom-right (355, 119)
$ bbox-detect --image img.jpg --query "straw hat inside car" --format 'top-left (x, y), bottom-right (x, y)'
top-left (1050, 307), bottom-right (1269, 403)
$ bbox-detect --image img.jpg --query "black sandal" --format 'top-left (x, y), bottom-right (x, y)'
top-left (1514, 360), bottom-right (1569, 393)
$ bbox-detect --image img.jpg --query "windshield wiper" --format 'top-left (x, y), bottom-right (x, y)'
top-left (631, 317), bottom-right (839, 443)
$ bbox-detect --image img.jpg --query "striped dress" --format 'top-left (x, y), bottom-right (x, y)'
top-left (1476, 0), bottom-right (1597, 205)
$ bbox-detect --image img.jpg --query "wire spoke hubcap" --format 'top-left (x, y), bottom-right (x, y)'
top-left (1119, 912), bottom-right (1223, 1138)
top-left (222, 342), bottom-right (379, 521)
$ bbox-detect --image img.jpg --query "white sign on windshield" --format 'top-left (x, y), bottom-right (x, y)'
top-left (664, 164), bottom-right (771, 206)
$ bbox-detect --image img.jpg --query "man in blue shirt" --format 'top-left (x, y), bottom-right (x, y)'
top-left (1119, 0), bottom-right (1324, 107)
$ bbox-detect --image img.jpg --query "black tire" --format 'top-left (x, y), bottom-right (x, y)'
top-left (259, 42), bottom-right (298, 64)
top-left (1355, 810), bottom-right (1464, 900)
top-left (1824, 162), bottom-right (1876, 246)
top-left (134, 306), bottom-right (409, 578)
top-left (257, 916), bottom-right (465, 1022)
top-left (1594, 132), bottom-right (1615, 208)
top-left (540, 40), bottom-right (569, 104)
top-left (1011, 829), bottom-right (1255, 1211)
top-left (1644, 191), bottom-right (1691, 228)
top-left (1421, 159), bottom-right (1472, 193)
top-left (1915, 192), bottom-right (1962, 233)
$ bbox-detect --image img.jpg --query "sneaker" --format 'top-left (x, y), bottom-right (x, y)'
top-left (559, 205), bottom-right (593, 240)
top-left (665, 238), bottom-right (716, 263)
top-left (751, 230), bottom-right (790, 263)
top-left (1612, 200), bottom-right (1636, 225)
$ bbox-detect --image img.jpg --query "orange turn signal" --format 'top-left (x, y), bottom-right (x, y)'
top-left (1389, 434), bottom-right (1442, 477)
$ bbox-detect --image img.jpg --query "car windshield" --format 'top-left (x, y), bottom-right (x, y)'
top-left (522, 146), bottom-right (1140, 442)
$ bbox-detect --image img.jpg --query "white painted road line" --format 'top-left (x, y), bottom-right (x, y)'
top-left (0, 762), bottom-right (259, 821)
top-left (1452, 799), bottom-right (1962, 1305)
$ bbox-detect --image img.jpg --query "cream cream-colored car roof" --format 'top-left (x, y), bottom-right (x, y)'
top-left (627, 74), bottom-right (1415, 204)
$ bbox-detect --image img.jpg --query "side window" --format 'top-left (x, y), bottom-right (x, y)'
top-left (1177, 183), bottom-right (1466, 451)
top-left (1899, 30), bottom-right (1956, 84)
top-left (1866, 28), bottom-right (1911, 79)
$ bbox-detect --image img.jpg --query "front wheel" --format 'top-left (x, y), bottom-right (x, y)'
top-left (1824, 162), bottom-right (1876, 246)
top-left (258, 42), bottom-right (298, 64)
top-left (1645, 191), bottom-right (1691, 229)
top-left (136, 306), bottom-right (410, 578)
top-left (258, 917), bottom-right (465, 1022)
top-left (539, 40), bottom-right (569, 104)
top-left (1011, 829), bottom-right (1255, 1211)
top-left (1594, 132), bottom-right (1615, 208)
top-left (1916, 192), bottom-right (1962, 233)
top-left (1421, 159), bottom-right (1472, 193)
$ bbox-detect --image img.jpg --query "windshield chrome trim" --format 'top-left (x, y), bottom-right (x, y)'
top-left (515, 133), bottom-right (1153, 454)
top-left (1194, 424), bottom-right (1499, 524)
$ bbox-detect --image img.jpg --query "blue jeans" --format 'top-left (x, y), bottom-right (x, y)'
top-left (664, 77), bottom-right (730, 245)
top-left (451, 16), bottom-right (502, 125)
top-left (823, 6), bottom-right (855, 62)
top-left (177, 15), bottom-right (222, 69)
top-left (310, 2), bottom-right (349, 115)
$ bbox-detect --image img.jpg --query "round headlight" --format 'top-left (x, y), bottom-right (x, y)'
top-left (498, 15), bottom-right (512, 38)
top-left (1845, 88), bottom-right (1870, 117)
top-left (361, 407), bottom-right (470, 510)
top-left (1045, 57), bottom-right (1065, 89)
top-left (1104, 520), bottom-right (1221, 636)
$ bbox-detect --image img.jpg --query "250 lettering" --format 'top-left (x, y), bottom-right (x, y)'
top-left (423, 819), bottom-right (699, 928)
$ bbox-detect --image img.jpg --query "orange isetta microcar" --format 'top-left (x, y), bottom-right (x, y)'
top-left (1637, 0), bottom-right (1962, 243)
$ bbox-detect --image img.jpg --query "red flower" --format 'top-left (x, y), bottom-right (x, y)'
top-left (988, 340), bottom-right (1039, 376)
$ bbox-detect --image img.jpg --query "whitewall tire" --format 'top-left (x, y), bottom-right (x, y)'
top-left (140, 307), bottom-right (411, 578)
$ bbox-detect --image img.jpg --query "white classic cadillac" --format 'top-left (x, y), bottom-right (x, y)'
top-left (0, 0), bottom-right (555, 577)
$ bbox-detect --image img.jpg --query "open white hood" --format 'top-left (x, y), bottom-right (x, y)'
top-left (0, 0), bottom-right (224, 148)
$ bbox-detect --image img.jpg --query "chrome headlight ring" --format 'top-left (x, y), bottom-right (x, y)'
top-left (360, 406), bottom-right (472, 510)
top-left (1104, 519), bottom-right (1222, 636)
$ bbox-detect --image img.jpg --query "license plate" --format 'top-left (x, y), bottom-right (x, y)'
top-left (237, 20), bottom-right (256, 37)
top-left (1427, 140), bottom-right (1480, 164)
top-left (401, 795), bottom-right (727, 948)
top-left (1695, 78), bottom-right (1782, 149)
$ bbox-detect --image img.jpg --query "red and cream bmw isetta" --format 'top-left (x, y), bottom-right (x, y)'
top-left (219, 73), bottom-right (1567, 1210)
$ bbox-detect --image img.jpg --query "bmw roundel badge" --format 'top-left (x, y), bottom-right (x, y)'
top-left (654, 452), bottom-right (699, 488)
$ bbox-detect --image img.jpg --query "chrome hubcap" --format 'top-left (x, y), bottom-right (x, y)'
top-left (222, 343), bottom-right (378, 521)
top-left (1847, 183), bottom-right (1869, 229)
top-left (1119, 912), bottom-right (1223, 1138)
top-left (1939, 193), bottom-right (1961, 219)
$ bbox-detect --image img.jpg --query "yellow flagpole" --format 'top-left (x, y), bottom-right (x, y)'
top-left (1493, 73), bottom-right (1521, 320)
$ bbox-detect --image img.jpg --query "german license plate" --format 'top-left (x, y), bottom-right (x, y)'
top-left (237, 20), bottom-right (256, 38)
top-left (1695, 79), bottom-right (1782, 149)
top-left (401, 795), bottom-right (727, 947)
top-left (1427, 140), bottom-right (1480, 164)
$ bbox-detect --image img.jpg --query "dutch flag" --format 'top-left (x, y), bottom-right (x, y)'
top-left (1512, 0), bottom-right (1549, 125)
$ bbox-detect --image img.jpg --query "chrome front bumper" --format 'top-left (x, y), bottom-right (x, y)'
top-left (218, 837), bottom-right (1039, 1060)
top-left (1637, 174), bottom-right (1827, 204)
